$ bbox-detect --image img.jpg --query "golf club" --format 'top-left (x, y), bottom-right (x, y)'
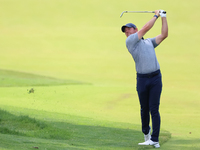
top-left (120, 11), bottom-right (166, 18)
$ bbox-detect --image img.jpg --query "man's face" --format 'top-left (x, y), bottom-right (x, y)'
top-left (124, 27), bottom-right (138, 37)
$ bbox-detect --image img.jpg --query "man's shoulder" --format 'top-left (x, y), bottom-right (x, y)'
top-left (126, 33), bottom-right (141, 53)
top-left (126, 33), bottom-right (139, 45)
top-left (127, 33), bottom-right (138, 40)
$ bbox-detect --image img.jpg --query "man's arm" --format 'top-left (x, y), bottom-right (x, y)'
top-left (137, 10), bottom-right (160, 40)
top-left (155, 11), bottom-right (168, 45)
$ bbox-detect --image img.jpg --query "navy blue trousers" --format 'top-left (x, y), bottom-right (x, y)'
top-left (136, 70), bottom-right (162, 142)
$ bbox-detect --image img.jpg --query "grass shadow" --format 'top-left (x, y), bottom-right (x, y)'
top-left (0, 109), bottom-right (171, 150)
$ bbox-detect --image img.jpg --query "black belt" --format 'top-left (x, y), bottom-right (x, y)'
top-left (137, 70), bottom-right (160, 78)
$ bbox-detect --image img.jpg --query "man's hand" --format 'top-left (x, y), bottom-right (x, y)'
top-left (155, 10), bottom-right (160, 17)
top-left (159, 10), bottom-right (166, 18)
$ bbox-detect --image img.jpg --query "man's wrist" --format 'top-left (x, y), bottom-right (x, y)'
top-left (154, 15), bottom-right (158, 19)
top-left (160, 15), bottom-right (166, 18)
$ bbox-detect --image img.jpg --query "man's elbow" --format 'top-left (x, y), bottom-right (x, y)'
top-left (162, 32), bottom-right (168, 40)
top-left (165, 32), bottom-right (168, 38)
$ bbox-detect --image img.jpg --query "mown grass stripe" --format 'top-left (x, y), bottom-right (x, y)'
top-left (0, 69), bottom-right (89, 87)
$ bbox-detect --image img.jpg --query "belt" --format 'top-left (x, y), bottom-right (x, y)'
top-left (137, 70), bottom-right (160, 78)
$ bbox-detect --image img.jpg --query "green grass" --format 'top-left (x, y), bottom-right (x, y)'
top-left (0, 109), bottom-right (170, 150)
top-left (0, 0), bottom-right (200, 149)
top-left (0, 109), bottom-right (70, 140)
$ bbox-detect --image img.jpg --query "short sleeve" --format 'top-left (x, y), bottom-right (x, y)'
top-left (149, 37), bottom-right (159, 48)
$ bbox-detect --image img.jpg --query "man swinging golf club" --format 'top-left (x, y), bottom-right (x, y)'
top-left (121, 10), bottom-right (168, 148)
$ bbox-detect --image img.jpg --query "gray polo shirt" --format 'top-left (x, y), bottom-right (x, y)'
top-left (126, 33), bottom-right (160, 74)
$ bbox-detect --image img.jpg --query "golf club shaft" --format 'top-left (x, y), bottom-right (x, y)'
top-left (124, 11), bottom-right (155, 13)
top-left (120, 11), bottom-right (155, 17)
top-left (120, 11), bottom-right (166, 18)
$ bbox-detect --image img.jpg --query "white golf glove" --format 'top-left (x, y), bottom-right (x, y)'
top-left (159, 10), bottom-right (166, 18)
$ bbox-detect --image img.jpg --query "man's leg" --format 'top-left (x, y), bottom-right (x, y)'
top-left (137, 77), bottom-right (150, 135)
top-left (149, 74), bottom-right (162, 142)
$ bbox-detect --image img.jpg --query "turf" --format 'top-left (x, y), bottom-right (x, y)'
top-left (0, 108), bottom-right (170, 150)
top-left (0, 0), bottom-right (200, 149)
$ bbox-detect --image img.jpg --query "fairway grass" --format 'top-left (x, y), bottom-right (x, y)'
top-left (1, 0), bottom-right (200, 149)
top-left (0, 108), bottom-right (171, 150)
top-left (0, 69), bottom-right (87, 87)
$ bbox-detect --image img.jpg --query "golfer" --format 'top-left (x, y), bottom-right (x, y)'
top-left (121, 10), bottom-right (168, 148)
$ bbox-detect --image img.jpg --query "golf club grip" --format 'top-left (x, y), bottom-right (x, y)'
top-left (155, 11), bottom-right (167, 14)
top-left (161, 11), bottom-right (166, 14)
